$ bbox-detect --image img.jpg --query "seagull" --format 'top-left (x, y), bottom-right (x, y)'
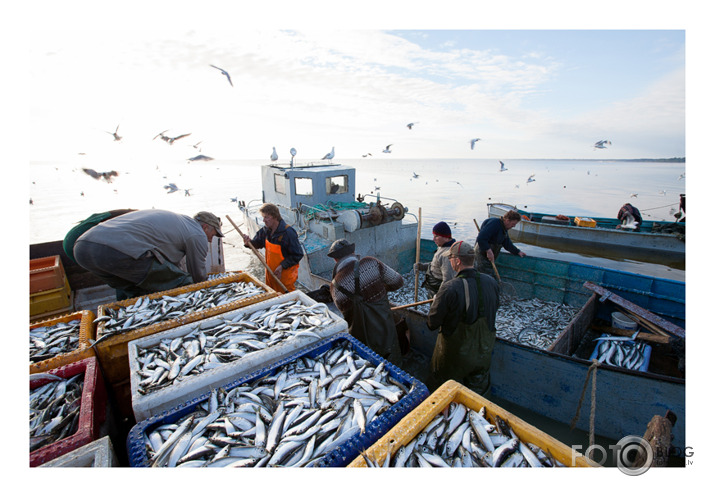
top-left (322, 146), bottom-right (335, 161)
top-left (184, 189), bottom-right (192, 197)
top-left (192, 141), bottom-right (203, 150)
top-left (450, 181), bottom-right (464, 188)
top-left (209, 64), bottom-right (233, 87)
top-left (406, 122), bottom-right (418, 130)
top-left (527, 174), bottom-right (536, 184)
top-left (82, 168), bottom-right (119, 182)
top-left (106, 125), bottom-right (122, 141)
top-left (678, 173), bottom-right (685, 180)
top-left (659, 190), bottom-right (667, 195)
top-left (230, 197), bottom-right (238, 203)
top-left (412, 172), bottom-right (419, 179)
top-left (164, 183), bottom-right (179, 194)
top-left (593, 140), bottom-right (612, 149)
top-left (499, 160), bottom-right (507, 172)
top-left (383, 144), bottom-right (393, 153)
top-left (154, 130), bottom-right (192, 145)
top-left (515, 184), bottom-right (520, 189)
top-left (630, 193), bottom-right (638, 198)
top-left (188, 154), bottom-right (214, 162)
top-left (362, 153), bottom-right (372, 158)
top-left (470, 138), bottom-right (481, 150)
top-left (271, 147), bottom-right (278, 162)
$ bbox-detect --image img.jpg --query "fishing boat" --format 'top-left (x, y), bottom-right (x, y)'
top-left (397, 239), bottom-right (686, 454)
top-left (487, 202), bottom-right (685, 269)
top-left (238, 161), bottom-right (419, 290)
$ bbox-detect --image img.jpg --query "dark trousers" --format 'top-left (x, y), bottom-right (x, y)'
top-left (74, 240), bottom-right (193, 300)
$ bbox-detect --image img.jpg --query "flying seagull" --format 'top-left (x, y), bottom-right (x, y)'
top-left (412, 172), bottom-right (419, 179)
top-left (192, 140), bottom-right (203, 150)
top-left (470, 138), bottom-right (481, 150)
top-left (209, 64), bottom-right (233, 87)
top-left (322, 146), bottom-right (335, 161)
top-left (106, 125), bottom-right (122, 141)
top-left (271, 147), bottom-right (278, 162)
top-left (164, 183), bottom-right (179, 194)
top-left (362, 153), bottom-right (372, 157)
top-left (406, 122), bottom-right (418, 130)
top-left (527, 174), bottom-right (536, 184)
top-left (82, 168), bottom-right (119, 183)
top-left (450, 181), bottom-right (464, 188)
top-left (499, 160), bottom-right (507, 172)
top-left (187, 154), bottom-right (214, 162)
top-left (154, 130), bottom-right (192, 145)
top-left (383, 144), bottom-right (393, 154)
top-left (593, 140), bottom-right (612, 149)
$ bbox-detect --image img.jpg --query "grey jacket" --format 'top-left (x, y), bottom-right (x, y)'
top-left (77, 209), bottom-right (209, 283)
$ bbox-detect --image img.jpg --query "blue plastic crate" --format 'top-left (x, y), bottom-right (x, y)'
top-left (589, 334), bottom-right (652, 372)
top-left (126, 332), bottom-right (429, 467)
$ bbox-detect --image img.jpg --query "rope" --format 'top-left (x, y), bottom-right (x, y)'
top-left (570, 359), bottom-right (599, 448)
top-left (640, 202), bottom-right (679, 212)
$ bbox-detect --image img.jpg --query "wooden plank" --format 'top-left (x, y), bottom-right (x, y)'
top-left (583, 281), bottom-right (685, 339)
top-left (591, 324), bottom-right (671, 344)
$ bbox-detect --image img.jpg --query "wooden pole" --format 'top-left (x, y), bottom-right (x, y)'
top-left (392, 299), bottom-right (434, 311)
top-left (225, 214), bottom-right (289, 293)
top-left (414, 207), bottom-right (422, 302)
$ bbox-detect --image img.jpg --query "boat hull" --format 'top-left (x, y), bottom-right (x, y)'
top-left (488, 203), bottom-right (685, 268)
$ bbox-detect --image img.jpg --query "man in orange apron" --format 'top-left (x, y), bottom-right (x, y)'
top-left (242, 203), bottom-right (302, 292)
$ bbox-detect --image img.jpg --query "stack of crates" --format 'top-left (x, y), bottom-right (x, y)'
top-left (30, 255), bottom-right (73, 320)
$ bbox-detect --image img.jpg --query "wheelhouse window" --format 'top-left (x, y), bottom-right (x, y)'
top-left (294, 177), bottom-right (313, 196)
top-left (326, 175), bottom-right (348, 195)
top-left (274, 173), bottom-right (287, 195)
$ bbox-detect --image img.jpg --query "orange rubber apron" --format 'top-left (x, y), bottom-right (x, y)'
top-left (265, 239), bottom-right (298, 293)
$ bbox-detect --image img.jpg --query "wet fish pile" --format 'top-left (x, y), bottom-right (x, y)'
top-left (96, 281), bottom-right (267, 338)
top-left (30, 319), bottom-right (82, 364)
top-left (496, 298), bottom-right (578, 349)
top-left (134, 300), bottom-right (337, 395)
top-left (593, 337), bottom-right (649, 370)
top-left (364, 402), bottom-right (564, 468)
top-left (30, 373), bottom-right (84, 452)
top-left (389, 271), bottom-right (431, 312)
top-left (140, 341), bottom-right (411, 467)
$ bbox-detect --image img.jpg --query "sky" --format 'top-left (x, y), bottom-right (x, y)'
top-left (24, 6), bottom-right (691, 162)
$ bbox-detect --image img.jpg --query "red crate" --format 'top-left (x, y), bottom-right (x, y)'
top-left (29, 356), bottom-right (107, 467)
top-left (30, 256), bottom-right (67, 294)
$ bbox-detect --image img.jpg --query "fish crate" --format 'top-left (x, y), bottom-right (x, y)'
top-left (30, 277), bottom-right (73, 320)
top-left (348, 380), bottom-right (598, 467)
top-left (574, 216), bottom-right (597, 228)
top-left (30, 310), bottom-right (97, 375)
top-left (588, 334), bottom-right (652, 372)
top-left (126, 333), bottom-right (429, 467)
top-left (30, 356), bottom-right (108, 467)
top-left (93, 272), bottom-right (277, 390)
top-left (30, 255), bottom-right (67, 294)
top-left (39, 436), bottom-right (119, 467)
top-left (127, 290), bottom-right (348, 421)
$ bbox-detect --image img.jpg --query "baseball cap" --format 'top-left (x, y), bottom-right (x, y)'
top-left (327, 238), bottom-right (355, 259)
top-left (194, 211), bottom-right (224, 237)
top-left (449, 240), bottom-right (475, 257)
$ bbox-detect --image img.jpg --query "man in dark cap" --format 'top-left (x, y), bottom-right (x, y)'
top-left (328, 239), bottom-right (404, 367)
top-left (426, 241), bottom-right (500, 394)
top-left (73, 209), bottom-right (223, 300)
top-left (414, 221), bottom-right (456, 297)
top-left (476, 210), bottom-right (525, 277)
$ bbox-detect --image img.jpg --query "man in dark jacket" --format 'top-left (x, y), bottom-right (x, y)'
top-left (476, 210), bottom-right (525, 277)
top-left (427, 241), bottom-right (500, 394)
top-left (617, 203), bottom-right (643, 231)
top-left (414, 221), bottom-right (456, 298)
top-left (328, 239), bottom-right (404, 367)
top-left (242, 203), bottom-right (303, 292)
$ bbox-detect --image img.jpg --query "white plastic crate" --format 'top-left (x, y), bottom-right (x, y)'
top-left (128, 290), bottom-right (347, 421)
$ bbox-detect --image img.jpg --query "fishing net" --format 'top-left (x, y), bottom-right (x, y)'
top-left (331, 256), bottom-right (400, 312)
top-left (303, 201), bottom-right (369, 223)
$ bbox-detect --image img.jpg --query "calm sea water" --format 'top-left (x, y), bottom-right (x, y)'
top-left (29, 157), bottom-right (686, 281)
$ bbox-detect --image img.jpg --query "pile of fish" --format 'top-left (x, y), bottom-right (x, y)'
top-left (363, 402), bottom-right (565, 468)
top-left (134, 299), bottom-right (338, 395)
top-left (30, 373), bottom-right (84, 452)
top-left (496, 297), bottom-right (579, 349)
top-left (389, 271), bottom-right (431, 312)
top-left (96, 281), bottom-right (267, 338)
top-left (593, 336), bottom-right (649, 370)
top-left (139, 341), bottom-right (412, 467)
top-left (30, 319), bottom-right (82, 364)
